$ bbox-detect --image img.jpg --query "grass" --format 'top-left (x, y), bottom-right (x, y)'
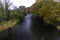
top-left (0, 19), bottom-right (19, 39)
top-left (57, 26), bottom-right (60, 31)
top-left (0, 19), bottom-right (21, 39)
top-left (0, 19), bottom-right (19, 31)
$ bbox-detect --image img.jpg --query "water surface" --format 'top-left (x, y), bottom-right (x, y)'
top-left (1, 14), bottom-right (60, 40)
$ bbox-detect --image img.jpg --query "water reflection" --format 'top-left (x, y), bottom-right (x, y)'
top-left (23, 14), bottom-right (32, 30)
top-left (1, 14), bottom-right (60, 40)
top-left (11, 14), bottom-right (38, 40)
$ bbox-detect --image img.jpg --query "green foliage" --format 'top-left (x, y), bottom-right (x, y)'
top-left (30, 2), bottom-right (60, 26)
top-left (0, 0), bottom-right (26, 24)
top-left (0, 6), bottom-right (26, 21)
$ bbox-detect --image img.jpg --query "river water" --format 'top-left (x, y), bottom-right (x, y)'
top-left (11, 14), bottom-right (39, 40)
top-left (1, 14), bottom-right (60, 40)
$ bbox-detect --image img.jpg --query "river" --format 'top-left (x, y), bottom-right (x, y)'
top-left (1, 14), bottom-right (60, 40)
top-left (11, 14), bottom-right (39, 40)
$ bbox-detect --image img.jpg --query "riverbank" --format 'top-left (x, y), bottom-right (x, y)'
top-left (0, 19), bottom-right (19, 31)
top-left (32, 15), bottom-right (60, 31)
top-left (0, 19), bottom-right (20, 39)
top-left (0, 14), bottom-right (60, 40)
top-left (31, 16), bottom-right (60, 40)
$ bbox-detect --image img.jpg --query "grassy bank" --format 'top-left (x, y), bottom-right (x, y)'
top-left (0, 19), bottom-right (20, 39)
top-left (0, 19), bottom-right (19, 31)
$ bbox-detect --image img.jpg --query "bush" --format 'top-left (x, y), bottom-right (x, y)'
top-left (30, 2), bottom-right (60, 26)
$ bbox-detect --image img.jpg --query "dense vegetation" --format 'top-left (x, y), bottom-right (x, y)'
top-left (0, 0), bottom-right (26, 31)
top-left (29, 1), bottom-right (60, 29)
top-left (0, 0), bottom-right (28, 38)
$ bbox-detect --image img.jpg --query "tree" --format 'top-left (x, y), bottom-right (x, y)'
top-left (29, 1), bottom-right (60, 27)
top-left (0, 0), bottom-right (4, 13)
top-left (4, 0), bottom-right (12, 20)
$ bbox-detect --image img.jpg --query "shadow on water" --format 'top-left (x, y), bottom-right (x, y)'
top-left (0, 28), bottom-right (13, 40)
top-left (32, 16), bottom-right (60, 40)
top-left (0, 14), bottom-right (60, 40)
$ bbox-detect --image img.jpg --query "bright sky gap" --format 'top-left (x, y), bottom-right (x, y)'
top-left (10, 0), bottom-right (36, 9)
